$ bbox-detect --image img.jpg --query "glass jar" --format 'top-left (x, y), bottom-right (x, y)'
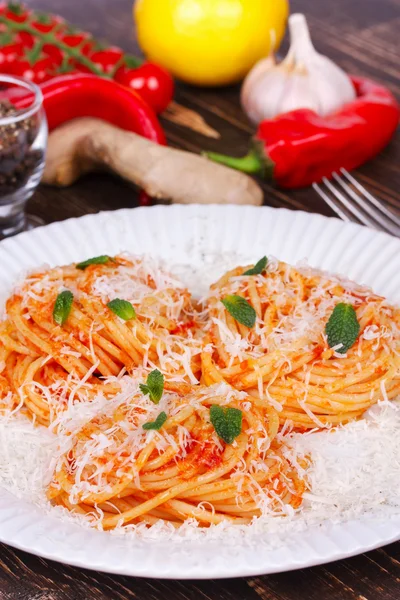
top-left (0, 74), bottom-right (47, 239)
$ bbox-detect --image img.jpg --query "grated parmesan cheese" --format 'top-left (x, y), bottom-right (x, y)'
top-left (1, 255), bottom-right (400, 549)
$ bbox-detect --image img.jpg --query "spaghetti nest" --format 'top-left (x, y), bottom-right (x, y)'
top-left (48, 383), bottom-right (305, 528)
top-left (203, 259), bottom-right (400, 430)
top-left (0, 256), bottom-right (202, 425)
top-left (1, 253), bottom-right (400, 531)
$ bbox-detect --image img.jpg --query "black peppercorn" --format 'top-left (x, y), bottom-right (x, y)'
top-left (0, 100), bottom-right (44, 196)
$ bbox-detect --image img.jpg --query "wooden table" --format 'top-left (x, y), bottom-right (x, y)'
top-left (1, 0), bottom-right (400, 598)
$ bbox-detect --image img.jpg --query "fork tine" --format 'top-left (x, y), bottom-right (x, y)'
top-left (340, 169), bottom-right (400, 228)
top-left (312, 182), bottom-right (352, 223)
top-left (321, 177), bottom-right (380, 230)
top-left (332, 173), bottom-right (400, 236)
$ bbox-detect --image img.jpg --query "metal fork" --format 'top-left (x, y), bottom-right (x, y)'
top-left (313, 168), bottom-right (400, 237)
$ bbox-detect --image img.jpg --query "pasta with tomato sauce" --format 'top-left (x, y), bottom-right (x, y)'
top-left (0, 253), bottom-right (398, 530)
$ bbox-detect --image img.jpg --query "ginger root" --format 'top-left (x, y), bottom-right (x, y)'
top-left (43, 118), bottom-right (263, 206)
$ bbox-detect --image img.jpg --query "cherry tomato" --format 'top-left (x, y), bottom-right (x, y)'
top-left (65, 40), bottom-right (102, 74)
top-left (114, 61), bottom-right (174, 113)
top-left (0, 32), bottom-right (24, 66)
top-left (81, 40), bottom-right (96, 57)
top-left (47, 56), bottom-right (80, 77)
top-left (31, 13), bottom-right (65, 34)
top-left (89, 47), bottom-right (124, 74)
top-left (16, 30), bottom-right (35, 48)
top-left (42, 42), bottom-right (64, 65)
top-left (58, 33), bottom-right (94, 73)
top-left (0, 3), bottom-right (30, 23)
top-left (67, 56), bottom-right (94, 74)
top-left (59, 32), bottom-right (91, 48)
top-left (0, 43), bottom-right (24, 68)
top-left (70, 61), bottom-right (91, 74)
top-left (54, 66), bottom-right (80, 77)
top-left (10, 56), bottom-right (55, 83)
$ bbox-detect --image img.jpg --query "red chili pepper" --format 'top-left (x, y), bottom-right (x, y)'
top-left (206, 76), bottom-right (400, 189)
top-left (114, 58), bottom-right (174, 114)
top-left (14, 74), bottom-right (166, 145)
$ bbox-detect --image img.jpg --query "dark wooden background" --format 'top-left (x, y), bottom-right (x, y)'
top-left (1, 0), bottom-right (400, 598)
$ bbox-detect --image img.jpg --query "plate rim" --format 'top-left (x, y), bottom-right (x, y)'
top-left (0, 202), bottom-right (396, 254)
top-left (1, 204), bottom-right (400, 579)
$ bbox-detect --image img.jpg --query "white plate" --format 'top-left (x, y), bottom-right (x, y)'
top-left (1, 204), bottom-right (400, 579)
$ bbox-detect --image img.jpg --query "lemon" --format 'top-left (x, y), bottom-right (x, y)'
top-left (134, 0), bottom-right (289, 86)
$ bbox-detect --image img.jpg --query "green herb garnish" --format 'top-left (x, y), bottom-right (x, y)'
top-left (221, 295), bottom-right (256, 328)
top-left (210, 405), bottom-right (242, 445)
top-left (243, 256), bottom-right (268, 276)
top-left (325, 303), bottom-right (360, 354)
top-left (107, 298), bottom-right (136, 321)
top-left (143, 411), bottom-right (167, 431)
top-left (140, 370), bottom-right (164, 404)
top-left (76, 255), bottom-right (112, 270)
top-left (53, 290), bottom-right (74, 326)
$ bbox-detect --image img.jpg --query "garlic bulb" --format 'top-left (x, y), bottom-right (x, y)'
top-left (241, 13), bottom-right (356, 125)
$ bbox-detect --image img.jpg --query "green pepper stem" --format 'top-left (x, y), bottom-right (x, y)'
top-left (203, 148), bottom-right (265, 176)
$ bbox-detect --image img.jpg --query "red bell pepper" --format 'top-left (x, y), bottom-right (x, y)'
top-left (206, 76), bottom-right (400, 189)
top-left (14, 74), bottom-right (166, 144)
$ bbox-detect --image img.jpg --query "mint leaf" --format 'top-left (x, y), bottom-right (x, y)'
top-left (76, 255), bottom-right (112, 270)
top-left (53, 290), bottom-right (74, 326)
top-left (210, 405), bottom-right (242, 445)
top-left (139, 370), bottom-right (164, 404)
top-left (221, 295), bottom-right (256, 328)
top-left (107, 298), bottom-right (136, 321)
top-left (325, 303), bottom-right (360, 354)
top-left (143, 411), bottom-right (167, 431)
top-left (243, 256), bottom-right (268, 276)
